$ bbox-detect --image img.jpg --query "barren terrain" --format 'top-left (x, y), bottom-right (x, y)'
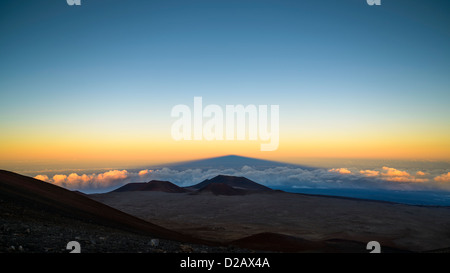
top-left (91, 190), bottom-right (450, 252)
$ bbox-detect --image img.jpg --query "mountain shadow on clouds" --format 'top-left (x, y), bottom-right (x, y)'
top-left (153, 155), bottom-right (316, 171)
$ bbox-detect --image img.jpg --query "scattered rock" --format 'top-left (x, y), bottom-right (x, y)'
top-left (179, 244), bottom-right (194, 253)
top-left (150, 239), bottom-right (159, 247)
top-left (1, 224), bottom-right (9, 232)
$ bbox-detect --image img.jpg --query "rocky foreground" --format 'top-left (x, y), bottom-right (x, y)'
top-left (0, 170), bottom-right (251, 253)
top-left (0, 195), bottom-right (250, 253)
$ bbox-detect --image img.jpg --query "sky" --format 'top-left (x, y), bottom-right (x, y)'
top-left (1, 0), bottom-right (450, 174)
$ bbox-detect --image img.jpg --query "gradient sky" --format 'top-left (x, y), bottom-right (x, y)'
top-left (1, 0), bottom-right (449, 170)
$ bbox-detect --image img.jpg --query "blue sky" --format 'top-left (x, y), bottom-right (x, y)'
top-left (0, 0), bottom-right (449, 169)
top-left (2, 0), bottom-right (449, 106)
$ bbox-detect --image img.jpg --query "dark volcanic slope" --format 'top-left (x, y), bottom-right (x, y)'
top-left (196, 183), bottom-right (247, 196)
top-left (112, 182), bottom-right (148, 192)
top-left (113, 180), bottom-right (187, 193)
top-left (0, 170), bottom-right (195, 243)
top-left (188, 175), bottom-right (272, 191)
top-left (142, 180), bottom-right (187, 193)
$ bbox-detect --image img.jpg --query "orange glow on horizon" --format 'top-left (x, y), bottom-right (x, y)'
top-left (1, 119), bottom-right (449, 170)
top-left (1, 131), bottom-right (449, 169)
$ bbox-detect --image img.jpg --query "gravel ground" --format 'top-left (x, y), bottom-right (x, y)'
top-left (0, 197), bottom-right (251, 253)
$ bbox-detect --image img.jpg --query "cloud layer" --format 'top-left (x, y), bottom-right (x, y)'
top-left (33, 165), bottom-right (450, 193)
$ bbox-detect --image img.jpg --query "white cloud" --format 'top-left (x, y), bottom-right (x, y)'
top-left (34, 174), bottom-right (50, 182)
top-left (33, 165), bottom-right (450, 193)
top-left (38, 170), bottom-right (130, 190)
top-left (383, 176), bottom-right (429, 183)
top-left (434, 172), bottom-right (450, 183)
top-left (377, 167), bottom-right (429, 183)
top-left (53, 174), bottom-right (68, 185)
top-left (96, 170), bottom-right (128, 183)
top-left (381, 167), bottom-right (411, 177)
top-left (360, 170), bottom-right (380, 177)
top-left (328, 168), bottom-right (352, 174)
top-left (138, 169), bottom-right (153, 177)
top-left (416, 171), bottom-right (428, 176)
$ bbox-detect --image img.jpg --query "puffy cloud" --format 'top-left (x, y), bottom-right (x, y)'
top-left (43, 170), bottom-right (129, 191)
top-left (139, 169), bottom-right (153, 177)
top-left (53, 174), bottom-right (68, 184)
top-left (434, 172), bottom-right (450, 183)
top-left (96, 170), bottom-right (128, 183)
top-left (34, 174), bottom-right (50, 182)
top-left (66, 173), bottom-right (94, 188)
top-left (359, 167), bottom-right (431, 182)
top-left (360, 170), bottom-right (380, 177)
top-left (328, 168), bottom-right (351, 174)
top-left (381, 167), bottom-right (410, 177)
top-left (376, 167), bottom-right (428, 183)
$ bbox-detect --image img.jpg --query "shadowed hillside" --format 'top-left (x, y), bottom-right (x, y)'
top-left (113, 180), bottom-right (187, 193)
